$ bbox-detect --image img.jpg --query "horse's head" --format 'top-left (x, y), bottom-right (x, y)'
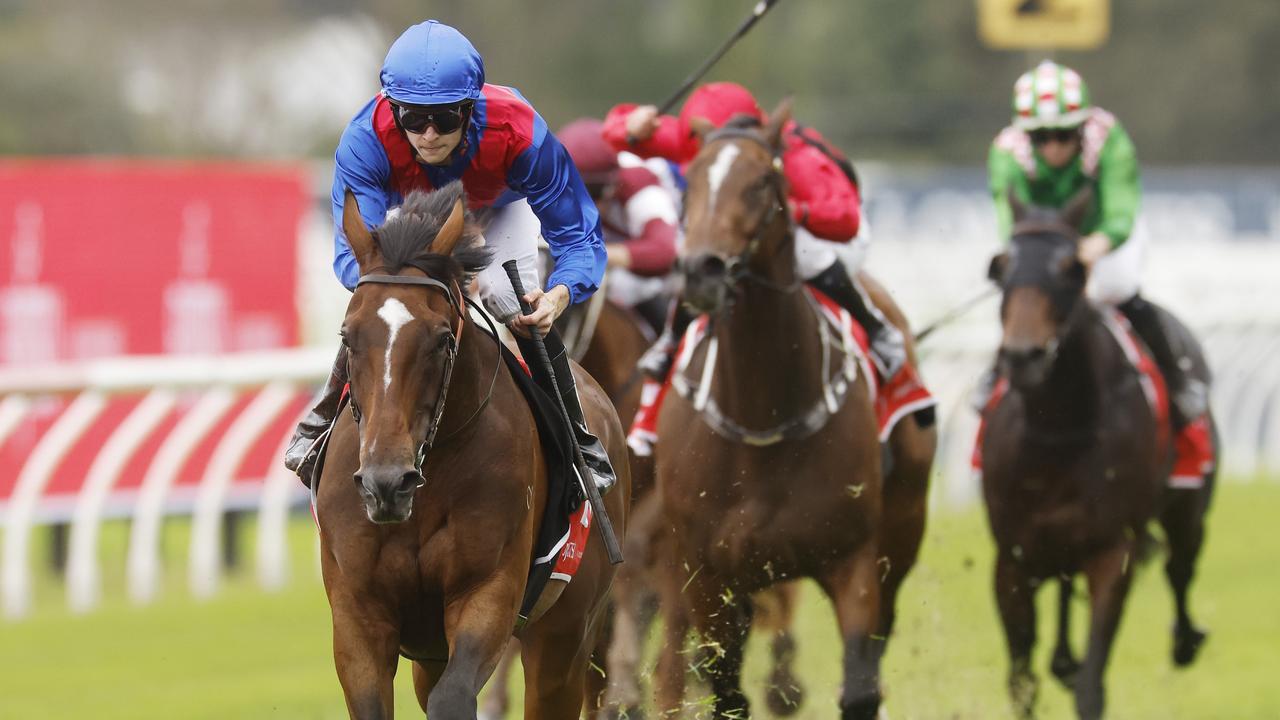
top-left (679, 100), bottom-right (794, 314)
top-left (988, 188), bottom-right (1093, 390)
top-left (340, 182), bottom-right (490, 523)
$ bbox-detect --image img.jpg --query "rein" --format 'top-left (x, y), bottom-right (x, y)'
top-left (353, 272), bottom-right (503, 474)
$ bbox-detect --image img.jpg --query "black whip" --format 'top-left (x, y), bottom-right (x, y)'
top-left (503, 261), bottom-right (624, 565)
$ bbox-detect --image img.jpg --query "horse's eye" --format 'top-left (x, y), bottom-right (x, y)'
top-left (338, 328), bottom-right (351, 348)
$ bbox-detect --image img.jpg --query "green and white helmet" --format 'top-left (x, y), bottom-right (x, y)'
top-left (1012, 60), bottom-right (1091, 130)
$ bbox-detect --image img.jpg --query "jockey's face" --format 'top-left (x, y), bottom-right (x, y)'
top-left (407, 125), bottom-right (464, 165)
top-left (1031, 127), bottom-right (1082, 169)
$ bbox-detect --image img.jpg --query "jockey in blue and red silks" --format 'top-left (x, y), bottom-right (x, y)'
top-left (284, 19), bottom-right (615, 492)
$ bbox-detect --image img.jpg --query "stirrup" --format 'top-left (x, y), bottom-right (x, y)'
top-left (574, 427), bottom-right (617, 494)
top-left (870, 326), bottom-right (908, 382)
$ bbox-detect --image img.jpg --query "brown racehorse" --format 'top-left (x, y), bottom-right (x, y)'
top-left (982, 191), bottom-right (1215, 720)
top-left (652, 102), bottom-right (894, 720)
top-left (316, 183), bottom-right (629, 719)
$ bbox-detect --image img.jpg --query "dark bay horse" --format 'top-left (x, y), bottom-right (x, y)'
top-left (652, 102), bottom-right (900, 720)
top-left (982, 192), bottom-right (1216, 719)
top-left (316, 183), bottom-right (629, 719)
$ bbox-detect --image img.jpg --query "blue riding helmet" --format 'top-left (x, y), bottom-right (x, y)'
top-left (380, 20), bottom-right (485, 106)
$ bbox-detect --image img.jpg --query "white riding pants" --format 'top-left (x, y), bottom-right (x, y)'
top-left (474, 199), bottom-right (544, 322)
top-left (1086, 218), bottom-right (1148, 306)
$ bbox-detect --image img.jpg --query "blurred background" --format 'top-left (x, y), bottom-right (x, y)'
top-left (1, 1), bottom-right (1278, 718)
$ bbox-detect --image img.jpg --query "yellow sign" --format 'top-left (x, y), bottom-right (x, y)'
top-left (978, 0), bottom-right (1110, 50)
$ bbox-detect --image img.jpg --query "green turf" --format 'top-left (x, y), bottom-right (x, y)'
top-left (3, 479), bottom-right (1278, 719)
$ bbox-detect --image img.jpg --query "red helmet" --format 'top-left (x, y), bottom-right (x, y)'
top-left (557, 118), bottom-right (617, 184)
top-left (679, 82), bottom-right (764, 130)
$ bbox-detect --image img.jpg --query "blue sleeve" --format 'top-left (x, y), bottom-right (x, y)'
top-left (506, 119), bottom-right (606, 305)
top-left (331, 123), bottom-right (395, 291)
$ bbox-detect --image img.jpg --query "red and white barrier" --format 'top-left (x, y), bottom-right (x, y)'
top-left (0, 349), bottom-right (330, 619)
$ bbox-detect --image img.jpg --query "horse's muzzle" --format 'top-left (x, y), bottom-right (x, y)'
top-left (682, 253), bottom-right (734, 314)
top-left (1000, 341), bottom-right (1058, 390)
top-left (354, 464), bottom-right (423, 524)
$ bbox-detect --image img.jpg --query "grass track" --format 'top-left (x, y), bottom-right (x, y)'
top-left (3, 480), bottom-right (1277, 719)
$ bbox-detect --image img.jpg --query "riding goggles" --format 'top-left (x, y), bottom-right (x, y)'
top-left (392, 100), bottom-right (473, 135)
top-left (1029, 127), bottom-right (1081, 146)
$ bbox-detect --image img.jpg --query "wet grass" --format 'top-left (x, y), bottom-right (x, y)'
top-left (3, 479), bottom-right (1277, 718)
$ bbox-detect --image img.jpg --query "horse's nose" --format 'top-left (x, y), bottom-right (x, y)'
top-left (683, 253), bottom-right (728, 280)
top-left (353, 465), bottom-right (422, 521)
top-left (682, 253), bottom-right (730, 312)
top-left (1001, 345), bottom-right (1048, 368)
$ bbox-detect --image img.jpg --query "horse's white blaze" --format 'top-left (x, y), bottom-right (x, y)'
top-left (707, 143), bottom-right (740, 213)
top-left (377, 298), bottom-right (414, 391)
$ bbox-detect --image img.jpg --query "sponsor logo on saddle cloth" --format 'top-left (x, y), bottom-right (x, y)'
top-left (626, 288), bottom-right (935, 454)
top-left (969, 310), bottom-right (1214, 488)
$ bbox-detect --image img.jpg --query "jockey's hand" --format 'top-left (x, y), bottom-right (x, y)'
top-left (606, 245), bottom-right (632, 269)
top-left (626, 105), bottom-right (660, 142)
top-left (1077, 232), bottom-right (1112, 268)
top-left (512, 284), bottom-right (570, 337)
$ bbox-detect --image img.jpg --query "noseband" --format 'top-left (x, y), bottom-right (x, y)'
top-left (353, 272), bottom-right (501, 474)
top-left (687, 128), bottom-right (799, 297)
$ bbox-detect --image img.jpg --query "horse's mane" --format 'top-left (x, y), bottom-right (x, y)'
top-left (373, 181), bottom-right (492, 285)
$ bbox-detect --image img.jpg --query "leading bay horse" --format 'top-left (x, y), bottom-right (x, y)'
top-left (316, 183), bottom-right (629, 719)
top-left (652, 102), bottom-right (925, 719)
top-left (982, 191), bottom-right (1215, 719)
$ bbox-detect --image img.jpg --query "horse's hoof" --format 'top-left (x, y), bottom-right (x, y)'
top-left (840, 695), bottom-right (881, 720)
top-left (765, 676), bottom-right (805, 716)
top-left (1173, 625), bottom-right (1208, 667)
top-left (1049, 652), bottom-right (1081, 688)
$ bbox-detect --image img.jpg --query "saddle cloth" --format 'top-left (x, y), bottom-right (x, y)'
top-left (970, 310), bottom-right (1215, 488)
top-left (627, 287), bottom-right (936, 456)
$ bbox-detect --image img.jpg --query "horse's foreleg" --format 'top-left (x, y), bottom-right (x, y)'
top-left (602, 558), bottom-right (650, 715)
top-left (877, 418), bottom-right (935, 651)
top-left (820, 543), bottom-right (883, 720)
top-left (653, 567), bottom-right (692, 715)
top-left (994, 552), bottom-right (1038, 720)
top-left (755, 582), bottom-right (804, 717)
top-left (413, 660), bottom-right (447, 715)
top-left (430, 582), bottom-right (522, 720)
top-left (1050, 576), bottom-right (1081, 687)
top-left (329, 596), bottom-right (401, 720)
top-left (682, 569), bottom-right (753, 720)
top-left (1076, 541), bottom-right (1137, 720)
top-left (478, 639), bottom-right (520, 720)
top-left (1159, 484), bottom-right (1212, 667)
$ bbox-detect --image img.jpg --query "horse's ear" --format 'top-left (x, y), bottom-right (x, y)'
top-left (1061, 186), bottom-right (1094, 232)
top-left (1007, 188), bottom-right (1029, 225)
top-left (764, 97), bottom-right (793, 150)
top-left (432, 197), bottom-right (466, 257)
top-left (988, 251), bottom-right (1010, 285)
top-left (342, 191), bottom-right (378, 270)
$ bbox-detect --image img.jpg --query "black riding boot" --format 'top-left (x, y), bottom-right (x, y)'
top-left (516, 328), bottom-right (617, 494)
top-left (283, 346), bottom-right (348, 483)
top-left (637, 298), bottom-right (696, 381)
top-left (808, 259), bottom-right (907, 381)
top-left (1117, 294), bottom-right (1206, 428)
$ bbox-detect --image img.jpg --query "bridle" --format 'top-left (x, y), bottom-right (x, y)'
top-left (999, 226), bottom-right (1091, 376)
top-left (351, 271), bottom-right (502, 476)
top-left (685, 127), bottom-right (801, 298)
